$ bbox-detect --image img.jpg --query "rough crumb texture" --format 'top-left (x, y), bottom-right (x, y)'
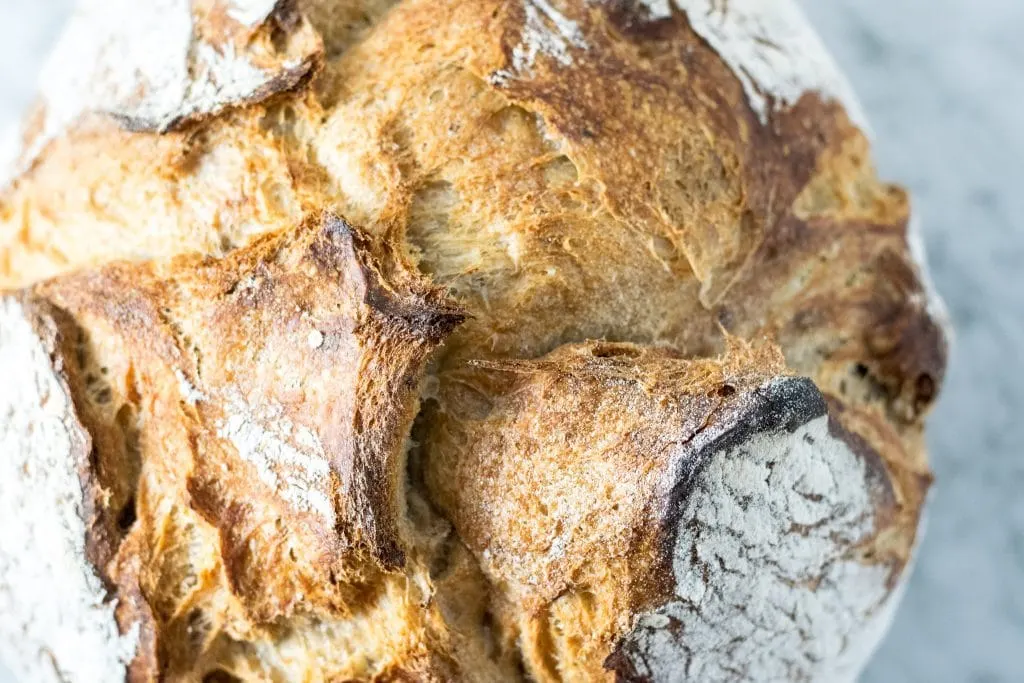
top-left (0, 297), bottom-right (138, 683)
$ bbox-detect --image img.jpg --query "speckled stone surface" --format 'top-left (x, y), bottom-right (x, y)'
top-left (0, 1), bottom-right (1021, 681)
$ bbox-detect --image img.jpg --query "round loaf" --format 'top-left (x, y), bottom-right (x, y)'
top-left (0, 1), bottom-right (949, 681)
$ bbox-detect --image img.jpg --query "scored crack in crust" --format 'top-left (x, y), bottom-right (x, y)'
top-left (0, 0), bottom-right (946, 681)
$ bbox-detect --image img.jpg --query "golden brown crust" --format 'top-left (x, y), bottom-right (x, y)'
top-left (427, 341), bottom-right (785, 606)
top-left (25, 213), bottom-right (462, 678)
top-left (426, 341), bottom-right (788, 677)
top-left (423, 340), bottom-right (908, 680)
top-left (109, 529), bottom-right (162, 683)
top-left (0, 0), bottom-right (948, 680)
top-left (0, 0), bottom-right (324, 288)
top-left (41, 210), bottom-right (460, 574)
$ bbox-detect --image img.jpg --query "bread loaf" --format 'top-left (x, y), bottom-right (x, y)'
top-left (0, 1), bottom-right (949, 681)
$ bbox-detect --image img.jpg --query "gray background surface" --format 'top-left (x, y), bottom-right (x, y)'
top-left (1, 1), bottom-right (1021, 681)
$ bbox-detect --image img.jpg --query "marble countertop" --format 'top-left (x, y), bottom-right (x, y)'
top-left (803, 2), bottom-right (1024, 681)
top-left (1, 1), bottom-right (1021, 681)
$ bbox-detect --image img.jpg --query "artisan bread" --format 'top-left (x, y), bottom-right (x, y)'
top-left (0, 1), bottom-right (948, 681)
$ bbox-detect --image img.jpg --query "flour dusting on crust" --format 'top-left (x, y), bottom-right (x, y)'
top-left (218, 393), bottom-right (336, 525)
top-left (3, 0), bottom-right (318, 188)
top-left (0, 297), bottom-right (138, 683)
top-left (639, 0), bottom-right (673, 20)
top-left (176, 368), bottom-right (207, 406)
top-left (618, 388), bottom-right (899, 681)
top-left (676, 0), bottom-right (871, 133)
top-left (491, 0), bottom-right (588, 84)
top-left (590, 0), bottom-right (672, 21)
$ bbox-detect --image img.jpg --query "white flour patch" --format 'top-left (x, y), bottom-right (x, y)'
top-left (639, 0), bottom-right (673, 20)
top-left (620, 413), bottom-right (899, 681)
top-left (226, 0), bottom-right (281, 27)
top-left (0, 297), bottom-right (138, 683)
top-left (676, 0), bottom-right (872, 134)
top-left (3, 0), bottom-right (308, 187)
top-left (587, 0), bottom-right (672, 21)
top-left (218, 394), bottom-right (336, 524)
top-left (306, 329), bottom-right (324, 349)
top-left (185, 42), bottom-right (293, 116)
top-left (175, 369), bottom-right (207, 405)
top-left (490, 0), bottom-right (588, 84)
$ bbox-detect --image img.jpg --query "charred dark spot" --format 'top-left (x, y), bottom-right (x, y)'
top-left (309, 213), bottom-right (359, 273)
top-left (364, 283), bottom-right (465, 344)
top-left (792, 308), bottom-right (819, 331)
top-left (606, 612), bottom-right (680, 682)
top-left (218, 234), bottom-right (236, 255)
top-left (311, 213), bottom-right (465, 341)
top-left (858, 248), bottom-right (949, 419)
top-left (186, 607), bottom-right (211, 652)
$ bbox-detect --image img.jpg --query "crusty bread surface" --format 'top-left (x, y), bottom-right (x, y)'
top-left (0, 1), bottom-right (948, 681)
